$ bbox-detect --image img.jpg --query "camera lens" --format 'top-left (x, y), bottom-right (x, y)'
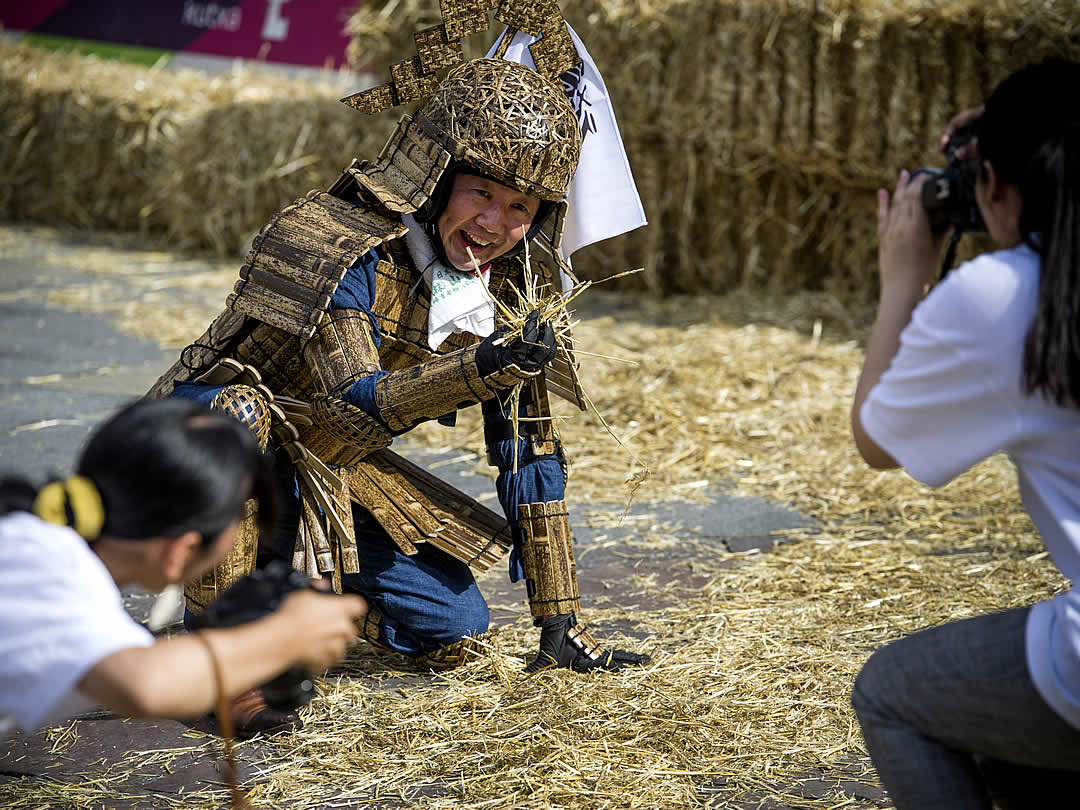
top-left (260, 666), bottom-right (315, 711)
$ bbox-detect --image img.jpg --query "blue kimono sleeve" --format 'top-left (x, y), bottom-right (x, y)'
top-left (328, 248), bottom-right (394, 428)
top-left (170, 381), bottom-right (224, 405)
top-left (330, 247), bottom-right (381, 336)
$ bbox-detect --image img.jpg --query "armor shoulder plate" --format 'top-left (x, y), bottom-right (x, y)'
top-left (227, 190), bottom-right (408, 340)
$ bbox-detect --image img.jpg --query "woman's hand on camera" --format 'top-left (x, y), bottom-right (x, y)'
top-left (78, 589), bottom-right (365, 720)
top-left (940, 105), bottom-right (984, 158)
top-left (877, 170), bottom-right (948, 295)
top-left (278, 589), bottom-right (367, 673)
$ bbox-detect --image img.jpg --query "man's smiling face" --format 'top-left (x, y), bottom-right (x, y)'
top-left (437, 173), bottom-right (540, 270)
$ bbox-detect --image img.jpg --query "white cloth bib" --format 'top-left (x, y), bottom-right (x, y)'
top-left (401, 213), bottom-right (496, 350)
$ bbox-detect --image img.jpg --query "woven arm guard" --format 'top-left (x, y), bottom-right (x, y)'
top-left (298, 307), bottom-right (393, 460)
top-left (302, 308), bottom-right (382, 396)
top-left (308, 394), bottom-right (393, 455)
top-left (304, 306), bottom-right (536, 436)
top-left (374, 343), bottom-right (538, 433)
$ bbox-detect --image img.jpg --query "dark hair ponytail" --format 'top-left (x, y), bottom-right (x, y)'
top-left (0, 478), bottom-right (39, 519)
top-left (978, 58), bottom-right (1080, 407)
top-left (1019, 126), bottom-right (1080, 407)
top-left (2, 398), bottom-right (277, 543)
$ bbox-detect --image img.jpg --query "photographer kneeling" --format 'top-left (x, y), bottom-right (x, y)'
top-left (0, 398), bottom-right (366, 736)
top-left (849, 59), bottom-right (1080, 809)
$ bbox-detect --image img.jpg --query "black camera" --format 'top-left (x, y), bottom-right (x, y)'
top-left (188, 561), bottom-right (316, 711)
top-left (910, 118), bottom-right (985, 234)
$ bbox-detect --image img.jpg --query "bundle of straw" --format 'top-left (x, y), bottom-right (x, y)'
top-left (466, 243), bottom-right (649, 507)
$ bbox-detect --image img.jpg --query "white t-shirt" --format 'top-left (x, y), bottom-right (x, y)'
top-left (861, 243), bottom-right (1080, 730)
top-left (0, 512), bottom-right (154, 734)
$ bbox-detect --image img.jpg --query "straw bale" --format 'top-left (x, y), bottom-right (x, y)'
top-left (156, 95), bottom-right (377, 255)
top-left (3, 0), bottom-right (1080, 305)
top-left (0, 44), bottom-right (184, 233)
top-left (0, 41), bottom-right (398, 257)
top-left (345, 0), bottom-right (1080, 301)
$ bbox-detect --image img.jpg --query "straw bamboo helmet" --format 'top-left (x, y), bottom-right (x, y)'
top-left (351, 58), bottom-right (582, 216)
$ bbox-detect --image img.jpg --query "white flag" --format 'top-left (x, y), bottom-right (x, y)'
top-left (486, 24), bottom-right (647, 260)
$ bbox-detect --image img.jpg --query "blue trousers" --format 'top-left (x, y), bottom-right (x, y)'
top-left (851, 607), bottom-right (1080, 810)
top-left (340, 510), bottom-right (489, 656)
top-left (269, 493), bottom-right (489, 657)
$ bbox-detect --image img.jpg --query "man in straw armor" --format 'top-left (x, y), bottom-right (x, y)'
top-left (147, 0), bottom-right (648, 736)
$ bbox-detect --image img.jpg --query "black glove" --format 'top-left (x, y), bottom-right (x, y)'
top-left (525, 613), bottom-right (650, 673)
top-left (476, 311), bottom-right (557, 376)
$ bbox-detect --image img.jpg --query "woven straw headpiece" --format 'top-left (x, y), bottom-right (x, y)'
top-left (342, 1), bottom-right (578, 114)
top-left (343, 1), bottom-right (582, 216)
top-left (351, 58), bottom-right (581, 214)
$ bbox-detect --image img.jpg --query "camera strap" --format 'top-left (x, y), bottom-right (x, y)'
top-left (939, 230), bottom-right (965, 281)
top-left (193, 631), bottom-right (252, 810)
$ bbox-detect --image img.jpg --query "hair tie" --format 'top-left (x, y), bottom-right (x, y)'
top-left (31, 475), bottom-right (105, 541)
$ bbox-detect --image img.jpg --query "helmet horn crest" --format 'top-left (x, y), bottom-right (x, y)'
top-left (341, 0), bottom-right (579, 115)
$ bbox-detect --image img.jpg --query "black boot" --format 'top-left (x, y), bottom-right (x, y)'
top-left (525, 613), bottom-right (650, 673)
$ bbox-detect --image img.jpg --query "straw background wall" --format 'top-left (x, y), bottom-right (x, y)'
top-left (4, 1), bottom-right (1080, 300)
top-left (346, 0), bottom-right (1080, 299)
top-left (0, 42), bottom-right (397, 254)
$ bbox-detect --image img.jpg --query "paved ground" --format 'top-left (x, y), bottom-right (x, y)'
top-left (0, 225), bottom-right (885, 808)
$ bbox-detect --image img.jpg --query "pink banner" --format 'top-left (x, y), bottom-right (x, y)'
top-left (184, 0), bottom-right (355, 69)
top-left (0, 0), bottom-right (357, 70)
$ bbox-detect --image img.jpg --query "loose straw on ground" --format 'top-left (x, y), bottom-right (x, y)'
top-left (0, 224), bottom-right (1066, 809)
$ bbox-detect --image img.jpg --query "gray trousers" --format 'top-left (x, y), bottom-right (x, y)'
top-left (851, 607), bottom-right (1080, 810)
